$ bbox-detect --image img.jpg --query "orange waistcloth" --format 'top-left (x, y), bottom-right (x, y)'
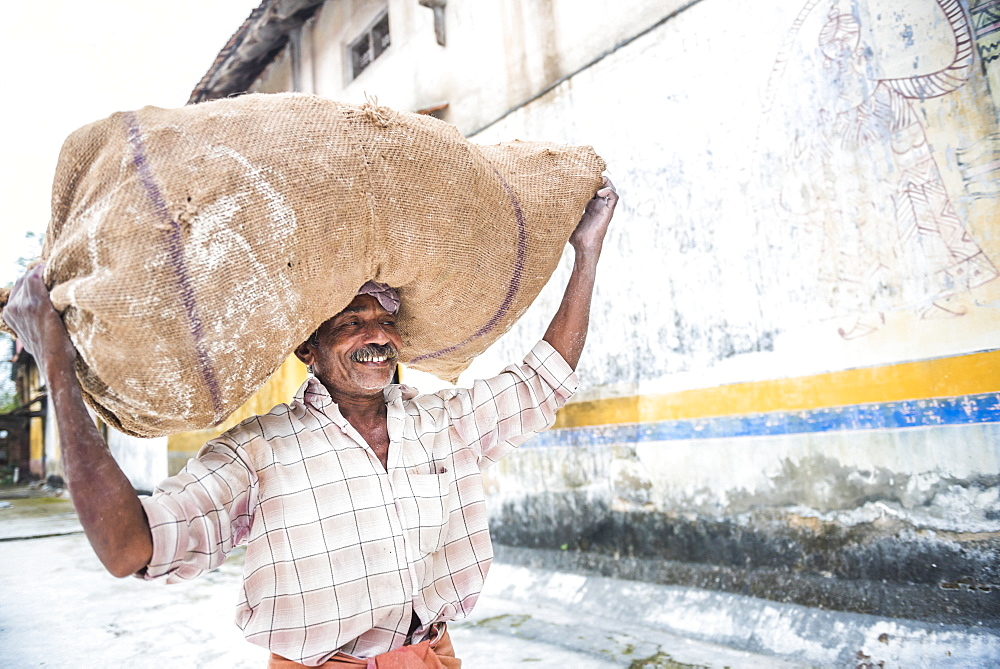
top-left (267, 626), bottom-right (460, 669)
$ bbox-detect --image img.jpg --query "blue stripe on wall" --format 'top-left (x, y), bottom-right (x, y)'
top-left (529, 392), bottom-right (1000, 447)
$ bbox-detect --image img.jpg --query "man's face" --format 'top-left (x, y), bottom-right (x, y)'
top-left (296, 294), bottom-right (402, 397)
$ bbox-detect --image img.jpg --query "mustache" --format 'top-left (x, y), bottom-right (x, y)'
top-left (350, 343), bottom-right (399, 363)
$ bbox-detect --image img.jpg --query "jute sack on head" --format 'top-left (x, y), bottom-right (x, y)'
top-left (0, 93), bottom-right (605, 438)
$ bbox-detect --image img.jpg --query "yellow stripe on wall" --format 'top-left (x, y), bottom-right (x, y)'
top-left (554, 349), bottom-right (1000, 430)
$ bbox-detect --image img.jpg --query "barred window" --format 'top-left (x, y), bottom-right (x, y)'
top-left (349, 11), bottom-right (390, 80)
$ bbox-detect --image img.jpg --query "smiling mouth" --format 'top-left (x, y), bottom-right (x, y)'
top-left (351, 345), bottom-right (398, 365)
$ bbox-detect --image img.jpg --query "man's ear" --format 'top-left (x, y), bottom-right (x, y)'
top-left (294, 341), bottom-right (314, 366)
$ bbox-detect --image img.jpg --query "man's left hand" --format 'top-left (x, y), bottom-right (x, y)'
top-left (570, 177), bottom-right (618, 255)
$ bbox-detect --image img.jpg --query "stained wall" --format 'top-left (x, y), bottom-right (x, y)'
top-left (460, 0), bottom-right (1000, 624)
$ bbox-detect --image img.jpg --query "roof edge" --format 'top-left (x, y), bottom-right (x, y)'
top-left (188, 0), bottom-right (326, 105)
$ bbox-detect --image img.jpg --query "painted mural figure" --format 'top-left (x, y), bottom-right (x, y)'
top-left (760, 0), bottom-right (998, 338)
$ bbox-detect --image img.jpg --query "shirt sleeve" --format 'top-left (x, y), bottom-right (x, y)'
top-left (137, 436), bottom-right (258, 583)
top-left (442, 339), bottom-right (579, 467)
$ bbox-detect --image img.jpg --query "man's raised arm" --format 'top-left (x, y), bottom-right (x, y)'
top-left (543, 177), bottom-right (618, 370)
top-left (4, 265), bottom-right (152, 577)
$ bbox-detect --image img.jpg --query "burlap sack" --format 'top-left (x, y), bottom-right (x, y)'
top-left (0, 94), bottom-right (604, 438)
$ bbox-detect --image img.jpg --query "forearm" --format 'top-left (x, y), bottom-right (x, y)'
top-left (543, 247), bottom-right (601, 370)
top-left (543, 176), bottom-right (617, 370)
top-left (44, 325), bottom-right (153, 577)
top-left (6, 264), bottom-right (153, 576)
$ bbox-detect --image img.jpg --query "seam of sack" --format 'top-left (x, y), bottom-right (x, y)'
top-left (350, 114), bottom-right (379, 282)
top-left (409, 158), bottom-right (527, 364)
top-left (122, 110), bottom-right (225, 419)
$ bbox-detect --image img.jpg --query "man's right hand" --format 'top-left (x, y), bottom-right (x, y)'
top-left (7, 263), bottom-right (154, 577)
top-left (4, 263), bottom-right (71, 380)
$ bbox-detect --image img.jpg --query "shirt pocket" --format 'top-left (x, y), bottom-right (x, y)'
top-left (408, 472), bottom-right (453, 554)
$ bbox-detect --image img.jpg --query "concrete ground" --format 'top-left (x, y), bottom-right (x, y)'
top-left (1, 490), bottom-right (996, 668)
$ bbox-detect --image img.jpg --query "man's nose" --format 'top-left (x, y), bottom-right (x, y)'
top-left (363, 320), bottom-right (391, 344)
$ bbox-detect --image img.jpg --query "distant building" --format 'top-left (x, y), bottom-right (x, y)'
top-left (3, 341), bottom-right (44, 481)
top-left (6, 341), bottom-right (168, 492)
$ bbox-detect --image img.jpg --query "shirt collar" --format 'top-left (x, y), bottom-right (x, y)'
top-left (384, 383), bottom-right (418, 405)
top-left (295, 376), bottom-right (334, 410)
top-left (294, 377), bottom-right (419, 412)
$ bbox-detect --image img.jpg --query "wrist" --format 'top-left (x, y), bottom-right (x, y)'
top-left (38, 313), bottom-right (75, 378)
top-left (571, 244), bottom-right (603, 267)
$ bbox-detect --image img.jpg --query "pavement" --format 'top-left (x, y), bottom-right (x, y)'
top-left (1, 487), bottom-right (997, 668)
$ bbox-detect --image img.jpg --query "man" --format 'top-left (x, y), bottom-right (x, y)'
top-left (4, 177), bottom-right (618, 667)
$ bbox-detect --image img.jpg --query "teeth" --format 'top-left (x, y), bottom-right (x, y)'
top-left (355, 351), bottom-right (392, 363)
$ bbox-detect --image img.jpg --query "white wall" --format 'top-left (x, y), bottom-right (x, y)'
top-left (253, 0), bottom-right (688, 133)
top-left (107, 430), bottom-right (168, 493)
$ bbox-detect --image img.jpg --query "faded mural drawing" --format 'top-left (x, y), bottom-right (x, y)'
top-left (756, 0), bottom-right (998, 339)
top-left (971, 0), bottom-right (1000, 65)
top-left (958, 0), bottom-right (1000, 197)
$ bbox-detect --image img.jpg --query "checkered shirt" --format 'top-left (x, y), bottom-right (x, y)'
top-left (139, 340), bottom-right (577, 665)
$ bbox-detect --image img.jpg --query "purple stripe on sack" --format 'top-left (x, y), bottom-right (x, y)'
top-left (409, 164), bottom-right (528, 364)
top-left (124, 112), bottom-right (224, 417)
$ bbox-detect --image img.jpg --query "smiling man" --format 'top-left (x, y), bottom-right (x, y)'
top-left (3, 178), bottom-right (618, 667)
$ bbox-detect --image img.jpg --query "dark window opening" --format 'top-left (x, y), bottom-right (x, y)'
top-left (350, 11), bottom-right (390, 80)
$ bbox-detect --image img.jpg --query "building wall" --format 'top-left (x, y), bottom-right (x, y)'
top-left (43, 412), bottom-right (59, 481)
top-left (28, 415), bottom-right (44, 478)
top-left (251, 0), bottom-right (681, 133)
top-left (106, 430), bottom-right (167, 494)
top-left (249, 0), bottom-right (1000, 623)
top-left (18, 363), bottom-right (46, 479)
